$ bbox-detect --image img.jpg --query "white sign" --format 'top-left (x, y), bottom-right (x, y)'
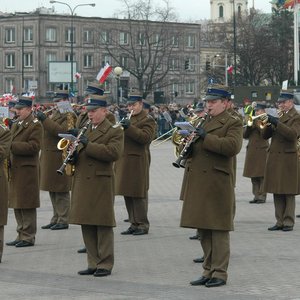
top-left (56, 101), bottom-right (73, 113)
top-left (0, 107), bottom-right (9, 118)
top-left (29, 80), bottom-right (38, 89)
top-left (49, 61), bottom-right (77, 83)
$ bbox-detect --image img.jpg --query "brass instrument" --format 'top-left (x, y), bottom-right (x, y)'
top-left (113, 110), bottom-right (133, 129)
top-left (57, 119), bottom-right (91, 175)
top-left (244, 113), bottom-right (268, 128)
top-left (256, 109), bottom-right (284, 129)
top-left (172, 113), bottom-right (207, 168)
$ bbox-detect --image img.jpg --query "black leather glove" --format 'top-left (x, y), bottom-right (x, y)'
top-left (7, 118), bottom-right (14, 128)
top-left (267, 114), bottom-right (278, 126)
top-left (120, 118), bottom-right (131, 130)
top-left (195, 127), bottom-right (206, 139)
top-left (67, 128), bottom-right (79, 137)
top-left (79, 135), bottom-right (88, 147)
top-left (36, 111), bottom-right (47, 122)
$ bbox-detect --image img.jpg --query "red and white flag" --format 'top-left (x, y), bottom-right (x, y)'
top-left (96, 63), bottom-right (113, 83)
top-left (227, 65), bottom-right (233, 74)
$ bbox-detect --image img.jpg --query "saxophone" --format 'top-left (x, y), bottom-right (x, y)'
top-left (63, 112), bottom-right (77, 176)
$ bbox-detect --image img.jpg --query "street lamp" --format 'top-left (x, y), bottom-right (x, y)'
top-left (49, 1), bottom-right (96, 94)
top-left (114, 66), bottom-right (123, 106)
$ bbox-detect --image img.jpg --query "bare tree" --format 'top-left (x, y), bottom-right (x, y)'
top-left (98, 0), bottom-right (180, 98)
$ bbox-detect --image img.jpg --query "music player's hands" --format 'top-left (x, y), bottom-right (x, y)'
top-left (36, 111), bottom-right (47, 122)
top-left (267, 114), bottom-right (278, 127)
top-left (79, 135), bottom-right (88, 147)
top-left (195, 127), bottom-right (206, 139)
top-left (120, 118), bottom-right (131, 130)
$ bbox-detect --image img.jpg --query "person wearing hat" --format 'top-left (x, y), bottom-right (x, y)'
top-left (69, 94), bottom-right (124, 277)
top-left (262, 91), bottom-right (300, 231)
top-left (0, 123), bottom-right (11, 262)
top-left (36, 89), bottom-right (77, 231)
top-left (6, 96), bottom-right (43, 248)
top-left (243, 102), bottom-right (269, 204)
top-left (180, 85), bottom-right (243, 287)
top-left (115, 90), bottom-right (157, 236)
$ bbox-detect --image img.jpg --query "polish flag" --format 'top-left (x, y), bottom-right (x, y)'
top-left (227, 65), bottom-right (233, 74)
top-left (96, 63), bottom-right (113, 83)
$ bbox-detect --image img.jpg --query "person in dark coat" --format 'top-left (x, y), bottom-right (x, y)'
top-left (115, 91), bottom-right (157, 236)
top-left (37, 90), bottom-right (76, 230)
top-left (262, 91), bottom-right (300, 232)
top-left (243, 103), bottom-right (269, 203)
top-left (69, 95), bottom-right (124, 277)
top-left (6, 96), bottom-right (43, 248)
top-left (180, 86), bottom-right (243, 288)
top-left (0, 123), bottom-right (11, 262)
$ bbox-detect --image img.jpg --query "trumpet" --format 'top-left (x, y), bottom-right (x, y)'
top-left (33, 105), bottom-right (57, 117)
top-left (56, 119), bottom-right (91, 175)
top-left (113, 110), bottom-right (133, 129)
top-left (244, 113), bottom-right (268, 127)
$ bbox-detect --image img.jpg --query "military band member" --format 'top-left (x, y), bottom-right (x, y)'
top-left (243, 103), bottom-right (268, 204)
top-left (36, 89), bottom-right (76, 230)
top-left (69, 95), bottom-right (123, 277)
top-left (180, 86), bottom-right (243, 287)
top-left (115, 91), bottom-right (157, 236)
top-left (0, 123), bottom-right (11, 262)
top-left (262, 91), bottom-right (300, 232)
top-left (6, 96), bottom-right (43, 247)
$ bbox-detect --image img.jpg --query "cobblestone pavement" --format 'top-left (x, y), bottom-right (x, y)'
top-left (1, 141), bottom-right (300, 300)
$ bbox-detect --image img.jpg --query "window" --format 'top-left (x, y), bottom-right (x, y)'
top-left (5, 53), bottom-right (15, 68)
top-left (120, 32), bottom-right (128, 45)
top-left (238, 5), bottom-right (242, 18)
top-left (185, 81), bottom-right (195, 94)
top-left (24, 78), bottom-right (32, 91)
top-left (102, 55), bottom-right (111, 66)
top-left (100, 31), bottom-right (109, 44)
top-left (171, 83), bottom-right (179, 94)
top-left (169, 57), bottom-right (179, 71)
top-left (120, 55), bottom-right (128, 68)
top-left (24, 27), bottom-right (33, 42)
top-left (83, 29), bottom-right (93, 43)
top-left (187, 57), bottom-right (195, 71)
top-left (46, 52), bottom-right (57, 62)
top-left (46, 27), bottom-right (56, 42)
top-left (5, 78), bottom-right (15, 93)
top-left (65, 28), bottom-right (76, 43)
top-left (137, 32), bottom-right (145, 45)
top-left (5, 28), bottom-right (15, 43)
top-left (83, 54), bottom-right (93, 68)
top-left (23, 53), bottom-right (33, 68)
top-left (171, 35), bottom-right (179, 47)
top-left (186, 34), bottom-right (195, 48)
top-left (219, 5), bottom-right (224, 18)
top-left (65, 53), bottom-right (75, 61)
top-left (153, 34), bottom-right (162, 46)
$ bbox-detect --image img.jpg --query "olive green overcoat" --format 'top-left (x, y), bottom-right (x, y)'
top-left (180, 110), bottom-right (243, 231)
top-left (8, 114), bottom-right (42, 209)
top-left (262, 107), bottom-right (300, 194)
top-left (243, 122), bottom-right (269, 178)
top-left (39, 112), bottom-right (75, 192)
top-left (69, 119), bottom-right (124, 226)
top-left (115, 110), bottom-right (156, 198)
top-left (0, 126), bottom-right (11, 226)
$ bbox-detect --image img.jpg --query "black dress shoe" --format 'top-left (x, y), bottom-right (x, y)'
top-left (193, 256), bottom-right (204, 263)
top-left (121, 227), bottom-right (136, 235)
top-left (41, 223), bottom-right (55, 229)
top-left (132, 228), bottom-right (148, 235)
top-left (78, 268), bottom-right (96, 275)
top-left (77, 247), bottom-right (87, 253)
top-left (93, 268), bottom-right (111, 277)
top-left (15, 241), bottom-right (34, 248)
top-left (51, 223), bottom-right (69, 230)
top-left (256, 199), bottom-right (266, 204)
top-left (282, 226), bottom-right (293, 231)
top-left (296, 215), bottom-right (300, 218)
top-left (205, 278), bottom-right (226, 288)
top-left (123, 219), bottom-right (129, 222)
top-left (190, 276), bottom-right (210, 286)
top-left (249, 199), bottom-right (258, 204)
top-left (189, 235), bottom-right (199, 240)
top-left (6, 240), bottom-right (19, 246)
top-left (268, 225), bottom-right (283, 231)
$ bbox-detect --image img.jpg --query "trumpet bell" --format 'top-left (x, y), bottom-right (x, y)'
top-left (57, 138), bottom-right (70, 150)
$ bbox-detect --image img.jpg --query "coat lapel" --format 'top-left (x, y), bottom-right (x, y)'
top-left (12, 114), bottom-right (34, 138)
top-left (204, 110), bottom-right (230, 133)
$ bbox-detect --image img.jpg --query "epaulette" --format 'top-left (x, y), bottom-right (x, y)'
top-left (33, 118), bottom-right (39, 123)
top-left (231, 114), bottom-right (240, 121)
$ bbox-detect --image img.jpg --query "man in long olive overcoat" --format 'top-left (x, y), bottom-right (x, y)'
top-left (180, 86), bottom-right (243, 288)
top-left (262, 91), bottom-right (300, 232)
top-left (69, 95), bottom-right (123, 277)
top-left (7, 96), bottom-right (42, 248)
top-left (0, 124), bottom-right (11, 262)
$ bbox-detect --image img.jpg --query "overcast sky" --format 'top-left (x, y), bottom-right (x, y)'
top-left (1, 0), bottom-right (272, 21)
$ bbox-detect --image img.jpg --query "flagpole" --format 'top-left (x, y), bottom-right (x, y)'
top-left (294, 0), bottom-right (299, 85)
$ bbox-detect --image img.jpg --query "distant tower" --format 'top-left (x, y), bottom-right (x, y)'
top-left (210, 0), bottom-right (248, 22)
